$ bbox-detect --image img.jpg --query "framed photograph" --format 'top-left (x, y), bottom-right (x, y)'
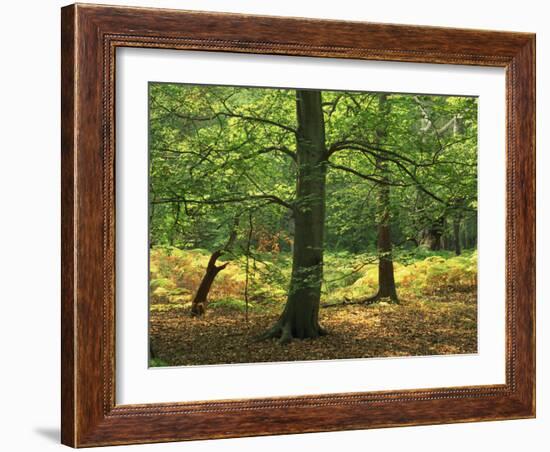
top-left (61, 3), bottom-right (535, 447)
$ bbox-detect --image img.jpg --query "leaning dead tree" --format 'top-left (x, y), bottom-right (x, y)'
top-left (190, 218), bottom-right (239, 317)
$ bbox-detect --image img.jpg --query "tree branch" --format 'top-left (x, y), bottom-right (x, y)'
top-left (245, 146), bottom-right (296, 162)
top-left (158, 104), bottom-right (297, 134)
top-left (152, 194), bottom-right (292, 210)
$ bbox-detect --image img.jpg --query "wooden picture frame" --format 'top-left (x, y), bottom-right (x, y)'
top-left (61, 3), bottom-right (535, 447)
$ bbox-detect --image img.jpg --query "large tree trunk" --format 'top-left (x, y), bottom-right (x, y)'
top-left (261, 89), bottom-right (327, 344)
top-left (190, 250), bottom-right (228, 316)
top-left (367, 94), bottom-right (398, 303)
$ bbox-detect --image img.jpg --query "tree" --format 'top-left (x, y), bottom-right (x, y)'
top-left (190, 217), bottom-right (239, 316)
top-left (261, 90), bottom-right (328, 343)
top-left (190, 250), bottom-right (229, 316)
top-left (369, 94), bottom-right (398, 302)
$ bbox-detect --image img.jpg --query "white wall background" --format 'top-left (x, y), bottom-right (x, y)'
top-left (0, 1), bottom-right (545, 451)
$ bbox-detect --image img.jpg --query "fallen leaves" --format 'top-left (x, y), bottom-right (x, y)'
top-left (149, 291), bottom-right (477, 366)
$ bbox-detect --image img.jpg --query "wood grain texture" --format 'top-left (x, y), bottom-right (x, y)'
top-left (60, 5), bottom-right (76, 447)
top-left (60, 3), bottom-right (536, 447)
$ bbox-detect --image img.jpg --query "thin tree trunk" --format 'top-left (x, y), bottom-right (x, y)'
top-left (453, 217), bottom-right (462, 255)
top-left (442, 217), bottom-right (449, 250)
top-left (244, 212), bottom-right (253, 324)
top-left (426, 216), bottom-right (445, 251)
top-left (367, 94), bottom-right (398, 304)
top-left (374, 211), bottom-right (399, 301)
top-left (260, 89), bottom-right (327, 344)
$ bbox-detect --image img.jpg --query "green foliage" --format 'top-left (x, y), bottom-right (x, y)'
top-left (149, 83), bottom-right (477, 257)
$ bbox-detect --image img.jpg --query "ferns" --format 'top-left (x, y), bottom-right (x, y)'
top-left (150, 246), bottom-right (477, 311)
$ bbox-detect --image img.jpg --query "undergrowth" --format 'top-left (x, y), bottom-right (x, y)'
top-left (149, 246), bottom-right (477, 313)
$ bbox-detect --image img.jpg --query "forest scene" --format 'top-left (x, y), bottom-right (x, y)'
top-left (148, 82), bottom-right (478, 367)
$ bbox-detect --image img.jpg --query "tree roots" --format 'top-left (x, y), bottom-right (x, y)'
top-left (363, 291), bottom-right (399, 304)
top-left (256, 321), bottom-right (327, 345)
top-left (321, 293), bottom-right (399, 309)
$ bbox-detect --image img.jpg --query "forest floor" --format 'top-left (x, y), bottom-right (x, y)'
top-left (149, 290), bottom-right (477, 366)
top-left (149, 247), bottom-right (478, 366)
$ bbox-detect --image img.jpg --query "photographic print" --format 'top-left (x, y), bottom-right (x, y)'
top-left (148, 83), bottom-right (478, 367)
